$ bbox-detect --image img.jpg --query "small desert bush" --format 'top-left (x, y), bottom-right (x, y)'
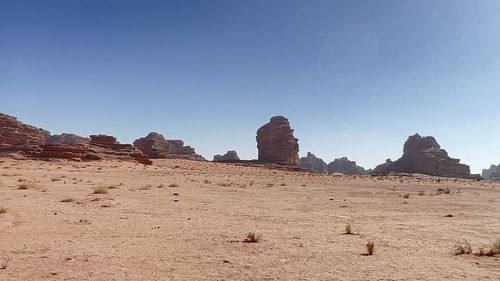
top-left (244, 232), bottom-right (262, 243)
top-left (93, 186), bottom-right (109, 194)
top-left (60, 198), bottom-right (75, 203)
top-left (476, 239), bottom-right (500, 257)
top-left (168, 183), bottom-right (179, 187)
top-left (402, 194), bottom-right (410, 199)
top-left (157, 184), bottom-right (165, 188)
top-left (418, 191), bottom-right (425, 196)
top-left (366, 241), bottom-right (375, 255)
top-left (453, 240), bottom-right (472, 255)
top-left (0, 207), bottom-right (7, 214)
top-left (17, 183), bottom-right (33, 190)
top-left (280, 183), bottom-right (286, 186)
top-left (51, 177), bottom-right (62, 182)
top-left (345, 223), bottom-right (353, 235)
top-left (203, 180), bottom-right (211, 184)
top-left (17, 178), bottom-right (27, 182)
top-left (266, 183), bottom-right (274, 187)
top-left (437, 187), bottom-right (451, 195)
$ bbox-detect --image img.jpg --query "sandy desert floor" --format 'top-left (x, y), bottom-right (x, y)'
top-left (0, 158), bottom-right (499, 281)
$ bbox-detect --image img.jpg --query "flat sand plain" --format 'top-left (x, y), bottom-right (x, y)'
top-left (0, 158), bottom-right (499, 281)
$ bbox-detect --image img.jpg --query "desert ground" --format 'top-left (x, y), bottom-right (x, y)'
top-left (0, 158), bottom-right (499, 281)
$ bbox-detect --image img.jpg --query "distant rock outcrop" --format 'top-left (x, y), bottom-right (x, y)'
top-left (327, 157), bottom-right (366, 175)
top-left (213, 150), bottom-right (240, 162)
top-left (300, 152), bottom-right (327, 173)
top-left (372, 134), bottom-right (475, 178)
top-left (0, 113), bottom-right (151, 165)
top-left (256, 116), bottom-right (299, 166)
top-left (0, 113), bottom-right (50, 152)
top-left (46, 133), bottom-right (90, 145)
top-left (482, 164), bottom-right (500, 181)
top-left (133, 132), bottom-right (205, 160)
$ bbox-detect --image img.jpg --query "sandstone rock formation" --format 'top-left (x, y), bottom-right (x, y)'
top-left (133, 132), bottom-right (205, 160)
top-left (372, 134), bottom-right (474, 178)
top-left (0, 113), bottom-right (50, 152)
top-left (300, 152), bottom-right (327, 173)
top-left (482, 164), bottom-right (500, 181)
top-left (0, 113), bottom-right (151, 165)
top-left (327, 157), bottom-right (366, 175)
top-left (256, 116), bottom-right (299, 166)
top-left (46, 133), bottom-right (90, 145)
top-left (213, 150), bottom-right (240, 162)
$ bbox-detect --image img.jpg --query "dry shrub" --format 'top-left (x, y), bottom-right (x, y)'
top-left (476, 239), bottom-right (500, 257)
top-left (244, 232), bottom-right (262, 243)
top-left (169, 183), bottom-right (179, 187)
top-left (157, 184), bottom-right (165, 188)
top-left (345, 223), bottom-right (353, 235)
top-left (453, 240), bottom-right (472, 255)
top-left (51, 177), bottom-right (62, 182)
top-left (17, 183), bottom-right (33, 190)
top-left (203, 180), bottom-right (211, 184)
top-left (93, 186), bottom-right (108, 194)
top-left (366, 241), bottom-right (375, 255)
top-left (60, 198), bottom-right (75, 203)
top-left (402, 194), bottom-right (410, 199)
top-left (0, 207), bottom-right (7, 214)
top-left (437, 188), bottom-right (451, 195)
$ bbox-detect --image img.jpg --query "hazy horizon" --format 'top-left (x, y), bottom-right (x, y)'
top-left (2, 0), bottom-right (500, 173)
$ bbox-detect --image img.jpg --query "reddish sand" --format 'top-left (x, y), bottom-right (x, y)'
top-left (0, 158), bottom-right (499, 280)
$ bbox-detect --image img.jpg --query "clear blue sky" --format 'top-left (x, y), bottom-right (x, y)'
top-left (1, 0), bottom-right (499, 173)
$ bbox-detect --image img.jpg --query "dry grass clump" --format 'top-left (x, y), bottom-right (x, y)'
top-left (17, 183), bottom-right (33, 190)
top-left (437, 187), bottom-right (451, 195)
top-left (402, 194), bottom-right (410, 199)
top-left (60, 198), bottom-right (75, 203)
top-left (168, 183), bottom-right (179, 187)
top-left (0, 207), bottom-right (7, 214)
top-left (157, 184), bottom-right (165, 188)
top-left (453, 240), bottom-right (472, 255)
top-left (366, 241), bottom-right (375, 255)
top-left (476, 239), bottom-right (500, 257)
top-left (266, 183), bottom-right (274, 187)
top-left (345, 223), bottom-right (353, 235)
top-left (92, 186), bottom-right (109, 194)
top-left (51, 177), bottom-right (62, 182)
top-left (244, 232), bottom-right (262, 243)
top-left (203, 180), bottom-right (211, 184)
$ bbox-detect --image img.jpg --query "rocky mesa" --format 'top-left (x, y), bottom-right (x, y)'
top-left (256, 116), bottom-right (299, 166)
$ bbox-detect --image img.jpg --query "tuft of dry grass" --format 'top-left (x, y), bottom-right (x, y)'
top-left (203, 180), bottom-right (211, 184)
top-left (244, 232), bottom-right (262, 243)
top-left (17, 183), bottom-right (33, 190)
top-left (345, 223), bottom-right (353, 235)
top-left (366, 241), bottom-right (375, 255)
top-left (453, 240), bottom-right (472, 255)
top-left (92, 186), bottom-right (109, 194)
top-left (157, 184), bottom-right (165, 188)
top-left (476, 239), bottom-right (500, 257)
top-left (437, 187), bottom-right (451, 195)
top-left (402, 194), bottom-right (410, 199)
top-left (168, 183), bottom-right (179, 187)
top-left (60, 198), bottom-right (75, 203)
top-left (0, 207), bottom-right (7, 214)
top-left (51, 177), bottom-right (62, 182)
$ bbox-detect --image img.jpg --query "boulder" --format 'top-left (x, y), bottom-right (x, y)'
top-left (372, 134), bottom-right (473, 178)
top-left (300, 152), bottom-right (327, 173)
top-left (327, 157), bottom-right (366, 175)
top-left (256, 116), bottom-right (299, 166)
top-left (482, 164), bottom-right (500, 181)
top-left (213, 150), bottom-right (240, 162)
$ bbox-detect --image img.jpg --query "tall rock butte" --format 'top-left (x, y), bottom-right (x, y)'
top-left (256, 116), bottom-right (299, 166)
top-left (133, 132), bottom-right (205, 160)
top-left (300, 152), bottom-right (327, 173)
top-left (0, 113), bottom-right (50, 151)
top-left (373, 134), bottom-right (475, 178)
top-left (328, 157), bottom-right (366, 175)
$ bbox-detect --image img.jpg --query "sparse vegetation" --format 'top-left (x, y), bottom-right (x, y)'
top-left (345, 223), bottom-right (353, 235)
top-left (93, 186), bottom-right (109, 194)
top-left (366, 241), bottom-right (375, 255)
top-left (169, 183), bottom-right (179, 187)
top-left (51, 177), bottom-right (62, 182)
top-left (60, 198), bottom-right (75, 203)
top-left (476, 239), bottom-right (500, 257)
top-left (453, 240), bottom-right (472, 255)
top-left (203, 180), bottom-right (211, 184)
top-left (244, 232), bottom-right (262, 243)
top-left (266, 183), bottom-right (274, 187)
top-left (17, 183), bottom-right (33, 189)
top-left (157, 184), bottom-right (165, 188)
top-left (280, 183), bottom-right (286, 186)
top-left (0, 207), bottom-right (7, 214)
top-left (402, 194), bottom-right (410, 199)
top-left (437, 187), bottom-right (451, 195)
